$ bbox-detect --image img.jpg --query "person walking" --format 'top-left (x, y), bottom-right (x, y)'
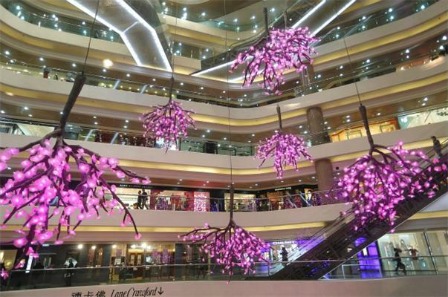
top-left (393, 248), bottom-right (407, 275)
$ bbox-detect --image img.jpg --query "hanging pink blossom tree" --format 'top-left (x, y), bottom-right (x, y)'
top-left (335, 105), bottom-right (444, 229)
top-left (256, 106), bottom-right (312, 178)
top-left (230, 9), bottom-right (317, 94)
top-left (0, 74), bottom-right (149, 268)
top-left (180, 187), bottom-right (269, 277)
top-left (140, 77), bottom-right (195, 150)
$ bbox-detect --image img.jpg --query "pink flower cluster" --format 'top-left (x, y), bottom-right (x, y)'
top-left (256, 131), bottom-right (312, 178)
top-left (336, 142), bottom-right (444, 228)
top-left (231, 27), bottom-right (317, 94)
top-left (180, 221), bottom-right (269, 276)
top-left (141, 100), bottom-right (195, 150)
top-left (0, 139), bottom-right (150, 253)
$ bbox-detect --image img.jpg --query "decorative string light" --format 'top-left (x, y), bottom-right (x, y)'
top-left (140, 11), bottom-right (195, 150)
top-left (231, 8), bottom-right (317, 94)
top-left (0, 1), bottom-right (149, 272)
top-left (181, 4), bottom-right (268, 278)
top-left (333, 39), bottom-right (446, 229)
top-left (180, 188), bottom-right (270, 276)
top-left (256, 106), bottom-right (312, 178)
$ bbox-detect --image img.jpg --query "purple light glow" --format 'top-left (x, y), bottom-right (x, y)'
top-left (140, 100), bottom-right (195, 150)
top-left (0, 137), bottom-right (150, 255)
top-left (180, 220), bottom-right (269, 276)
top-left (335, 142), bottom-right (444, 228)
top-left (255, 131), bottom-right (312, 178)
top-left (230, 27), bottom-right (317, 94)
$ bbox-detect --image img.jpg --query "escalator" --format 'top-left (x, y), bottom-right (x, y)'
top-left (268, 147), bottom-right (447, 280)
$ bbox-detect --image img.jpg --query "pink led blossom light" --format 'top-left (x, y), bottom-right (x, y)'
top-left (231, 27), bottom-right (317, 94)
top-left (0, 74), bottom-right (150, 267)
top-left (334, 105), bottom-right (444, 228)
top-left (140, 79), bottom-right (195, 150)
top-left (255, 106), bottom-right (312, 178)
top-left (180, 188), bottom-right (269, 276)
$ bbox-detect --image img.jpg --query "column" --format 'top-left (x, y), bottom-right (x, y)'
top-left (315, 158), bottom-right (334, 191)
top-left (306, 106), bottom-right (333, 191)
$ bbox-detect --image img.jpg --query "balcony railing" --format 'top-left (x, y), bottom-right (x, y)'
top-left (1, 255), bottom-right (446, 291)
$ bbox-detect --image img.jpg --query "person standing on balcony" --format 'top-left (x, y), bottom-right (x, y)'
top-left (280, 247), bottom-right (289, 266)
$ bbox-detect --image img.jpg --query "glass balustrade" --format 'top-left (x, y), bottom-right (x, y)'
top-left (1, 0), bottom-right (440, 66)
top-left (1, 255), bottom-right (446, 291)
top-left (1, 104), bottom-right (446, 157)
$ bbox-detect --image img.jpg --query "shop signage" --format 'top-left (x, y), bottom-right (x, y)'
top-left (70, 286), bottom-right (164, 297)
top-left (274, 187), bottom-right (291, 191)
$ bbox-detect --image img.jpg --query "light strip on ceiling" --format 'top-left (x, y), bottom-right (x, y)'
top-left (292, 0), bottom-right (327, 29)
top-left (67, 0), bottom-right (171, 72)
top-left (312, 0), bottom-right (356, 36)
top-left (116, 0), bottom-right (172, 71)
top-left (192, 61), bottom-right (233, 76)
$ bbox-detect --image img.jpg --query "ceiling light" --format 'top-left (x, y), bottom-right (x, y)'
top-left (102, 69), bottom-right (107, 73)
top-left (91, 245), bottom-right (96, 250)
top-left (223, 137), bottom-right (227, 140)
top-left (377, 112), bottom-right (381, 116)
top-left (206, 129), bottom-right (211, 133)
top-left (0, 110), bottom-right (5, 114)
top-left (94, 122), bottom-right (98, 125)
top-left (24, 106), bottom-right (29, 110)
top-left (423, 97), bottom-right (428, 101)
top-left (4, 50), bottom-right (10, 55)
top-left (126, 73), bottom-right (130, 77)
top-left (103, 59), bottom-right (113, 68)
top-left (28, 114), bottom-right (33, 117)
top-left (125, 120), bottom-right (129, 123)
top-left (123, 125), bottom-right (128, 129)
top-left (39, 57), bottom-right (44, 61)
top-left (93, 116), bottom-right (97, 119)
top-left (251, 134), bottom-right (255, 137)
top-left (77, 244), bottom-right (83, 249)
top-left (5, 92), bottom-right (14, 96)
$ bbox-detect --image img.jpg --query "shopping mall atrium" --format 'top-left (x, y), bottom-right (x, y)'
top-left (0, 0), bottom-right (447, 296)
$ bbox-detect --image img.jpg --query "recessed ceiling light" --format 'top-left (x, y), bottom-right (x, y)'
top-left (206, 129), bottom-right (210, 133)
top-left (103, 59), bottom-right (113, 68)
top-left (24, 106), bottom-right (29, 110)
top-left (0, 110), bottom-right (5, 114)
top-left (94, 122), bottom-right (98, 125)
top-left (125, 120), bottom-right (129, 123)
top-left (60, 111), bottom-right (63, 115)
top-left (377, 112), bottom-right (381, 116)
top-left (126, 73), bottom-right (130, 77)
top-left (72, 63), bottom-right (76, 67)
top-left (423, 97), bottom-right (428, 101)
top-left (28, 114), bottom-right (33, 117)
top-left (299, 125), bottom-right (303, 129)
top-left (123, 125), bottom-right (128, 129)
top-left (5, 92), bottom-right (14, 96)
top-left (93, 116), bottom-right (97, 119)
top-left (5, 50), bottom-right (10, 55)
top-left (223, 137), bottom-right (227, 140)
top-left (102, 69), bottom-right (107, 73)
top-left (39, 57), bottom-right (44, 61)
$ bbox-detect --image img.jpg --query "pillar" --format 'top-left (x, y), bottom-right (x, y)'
top-left (306, 106), bottom-right (333, 191)
top-left (315, 158), bottom-right (334, 191)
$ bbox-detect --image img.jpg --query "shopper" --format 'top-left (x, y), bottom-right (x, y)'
top-left (393, 248), bottom-right (407, 275)
top-left (431, 136), bottom-right (442, 158)
top-left (280, 247), bottom-right (289, 266)
top-left (64, 259), bottom-right (75, 286)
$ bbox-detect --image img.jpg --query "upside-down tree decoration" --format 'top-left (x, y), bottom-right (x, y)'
top-left (335, 105), bottom-right (443, 228)
top-left (140, 78), bottom-right (195, 150)
top-left (256, 105), bottom-right (312, 178)
top-left (180, 186), bottom-right (270, 277)
top-left (0, 74), bottom-right (150, 268)
top-left (230, 8), bottom-right (317, 94)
